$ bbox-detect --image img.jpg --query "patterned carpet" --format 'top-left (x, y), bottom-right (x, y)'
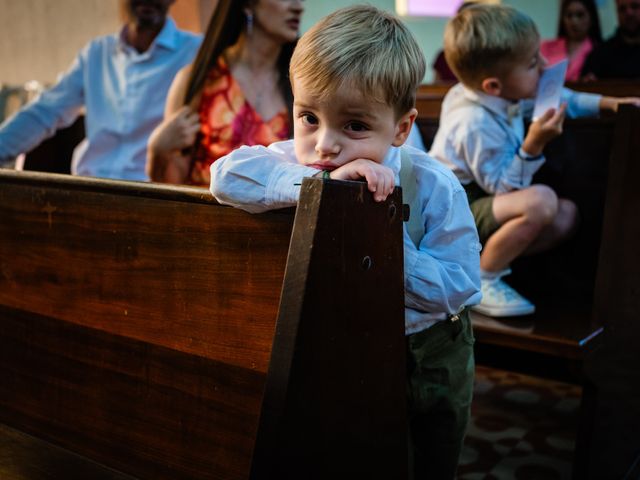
top-left (459, 366), bottom-right (581, 480)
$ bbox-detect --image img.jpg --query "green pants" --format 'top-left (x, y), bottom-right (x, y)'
top-left (407, 309), bottom-right (475, 480)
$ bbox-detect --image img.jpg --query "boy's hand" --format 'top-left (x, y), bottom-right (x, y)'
top-left (522, 103), bottom-right (567, 157)
top-left (329, 159), bottom-right (395, 202)
top-left (599, 96), bottom-right (640, 113)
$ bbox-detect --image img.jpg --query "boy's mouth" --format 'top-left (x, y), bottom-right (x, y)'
top-left (309, 163), bottom-right (337, 171)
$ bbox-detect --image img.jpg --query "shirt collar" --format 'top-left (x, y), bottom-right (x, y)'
top-left (461, 84), bottom-right (522, 122)
top-left (383, 146), bottom-right (402, 177)
top-left (117, 16), bottom-right (179, 53)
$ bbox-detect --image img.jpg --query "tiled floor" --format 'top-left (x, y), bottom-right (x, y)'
top-left (459, 366), bottom-right (581, 479)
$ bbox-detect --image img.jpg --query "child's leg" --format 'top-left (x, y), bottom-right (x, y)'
top-left (482, 184), bottom-right (559, 272)
top-left (473, 185), bottom-right (566, 316)
top-left (523, 198), bottom-right (578, 255)
top-left (407, 310), bottom-right (475, 480)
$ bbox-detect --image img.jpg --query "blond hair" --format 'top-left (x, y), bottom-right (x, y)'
top-left (290, 4), bottom-right (425, 117)
top-left (444, 4), bottom-right (539, 88)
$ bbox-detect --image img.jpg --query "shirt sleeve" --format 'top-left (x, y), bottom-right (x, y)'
top-left (404, 170), bottom-right (482, 314)
top-left (561, 88), bottom-right (601, 118)
top-left (462, 123), bottom-right (545, 194)
top-left (0, 47), bottom-right (86, 159)
top-left (209, 142), bottom-right (319, 213)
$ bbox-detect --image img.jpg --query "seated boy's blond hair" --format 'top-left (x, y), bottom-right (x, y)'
top-left (444, 4), bottom-right (539, 89)
top-left (290, 4), bottom-right (425, 118)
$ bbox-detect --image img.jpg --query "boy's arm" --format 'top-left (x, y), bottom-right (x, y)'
top-left (209, 142), bottom-right (319, 213)
top-left (404, 169), bottom-right (482, 314)
top-left (559, 88), bottom-right (602, 118)
top-left (462, 125), bottom-right (545, 194)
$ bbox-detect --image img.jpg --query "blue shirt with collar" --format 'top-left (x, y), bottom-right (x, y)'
top-left (429, 83), bottom-right (601, 194)
top-left (0, 17), bottom-right (201, 181)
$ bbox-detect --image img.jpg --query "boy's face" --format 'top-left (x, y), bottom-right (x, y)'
top-left (498, 42), bottom-right (546, 101)
top-left (291, 76), bottom-right (413, 171)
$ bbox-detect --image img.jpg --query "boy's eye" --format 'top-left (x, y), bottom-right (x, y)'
top-left (345, 122), bottom-right (368, 132)
top-left (300, 113), bottom-right (318, 126)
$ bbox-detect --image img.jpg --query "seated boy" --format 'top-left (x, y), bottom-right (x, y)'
top-left (210, 5), bottom-right (481, 478)
top-left (430, 3), bottom-right (640, 317)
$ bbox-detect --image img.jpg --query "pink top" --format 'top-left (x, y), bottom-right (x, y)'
top-left (540, 37), bottom-right (594, 82)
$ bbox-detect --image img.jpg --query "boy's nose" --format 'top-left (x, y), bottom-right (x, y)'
top-left (539, 54), bottom-right (548, 71)
top-left (315, 130), bottom-right (340, 158)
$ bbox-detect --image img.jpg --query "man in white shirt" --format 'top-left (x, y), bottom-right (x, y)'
top-left (0, 0), bottom-right (201, 181)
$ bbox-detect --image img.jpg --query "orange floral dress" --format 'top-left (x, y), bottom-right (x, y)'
top-left (188, 59), bottom-right (290, 186)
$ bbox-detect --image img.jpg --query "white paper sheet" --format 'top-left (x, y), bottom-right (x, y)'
top-left (532, 59), bottom-right (568, 121)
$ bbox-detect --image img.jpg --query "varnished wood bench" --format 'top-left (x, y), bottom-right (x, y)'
top-left (583, 104), bottom-right (640, 478)
top-left (0, 172), bottom-right (407, 479)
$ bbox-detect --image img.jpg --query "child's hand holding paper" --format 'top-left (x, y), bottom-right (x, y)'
top-left (533, 59), bottom-right (568, 121)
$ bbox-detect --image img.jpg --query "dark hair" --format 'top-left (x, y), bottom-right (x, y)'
top-left (183, 0), bottom-right (295, 123)
top-left (557, 0), bottom-right (602, 43)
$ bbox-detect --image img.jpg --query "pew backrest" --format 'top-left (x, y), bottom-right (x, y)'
top-left (0, 171), bottom-right (407, 479)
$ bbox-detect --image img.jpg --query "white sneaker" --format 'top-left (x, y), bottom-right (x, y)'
top-left (472, 270), bottom-right (535, 317)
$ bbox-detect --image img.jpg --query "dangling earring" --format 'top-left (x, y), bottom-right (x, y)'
top-left (246, 11), bottom-right (254, 37)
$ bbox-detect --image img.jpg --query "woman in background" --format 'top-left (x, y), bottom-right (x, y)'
top-left (147, 0), bottom-right (304, 186)
top-left (541, 0), bottom-right (602, 81)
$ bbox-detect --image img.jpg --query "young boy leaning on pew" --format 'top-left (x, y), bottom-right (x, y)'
top-left (430, 4), bottom-right (640, 318)
top-left (210, 5), bottom-right (481, 479)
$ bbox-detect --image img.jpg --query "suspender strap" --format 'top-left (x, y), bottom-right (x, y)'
top-left (399, 148), bottom-right (424, 249)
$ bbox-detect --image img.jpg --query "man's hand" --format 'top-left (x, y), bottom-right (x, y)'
top-left (522, 103), bottom-right (567, 157)
top-left (329, 159), bottom-right (395, 202)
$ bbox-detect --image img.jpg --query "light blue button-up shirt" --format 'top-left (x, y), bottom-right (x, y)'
top-left (209, 140), bottom-right (482, 334)
top-left (0, 18), bottom-right (201, 180)
top-left (429, 83), bottom-right (602, 194)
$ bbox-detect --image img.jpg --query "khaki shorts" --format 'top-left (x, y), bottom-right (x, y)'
top-left (464, 182), bottom-right (499, 245)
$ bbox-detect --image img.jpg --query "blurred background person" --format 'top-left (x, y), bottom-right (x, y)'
top-left (581, 0), bottom-right (640, 79)
top-left (146, 0), bottom-right (304, 186)
top-left (541, 0), bottom-right (602, 81)
top-left (0, 0), bottom-right (201, 180)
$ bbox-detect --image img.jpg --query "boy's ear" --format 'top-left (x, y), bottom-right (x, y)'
top-left (392, 108), bottom-right (418, 147)
top-left (480, 77), bottom-right (502, 96)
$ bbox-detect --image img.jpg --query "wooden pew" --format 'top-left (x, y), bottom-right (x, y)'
top-left (415, 83), bottom-right (453, 121)
top-left (566, 79), bottom-right (640, 98)
top-left (0, 172), bottom-right (407, 479)
top-left (583, 104), bottom-right (640, 478)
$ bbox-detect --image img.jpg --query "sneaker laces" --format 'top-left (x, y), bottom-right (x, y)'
top-left (482, 269), bottom-right (523, 303)
top-left (483, 279), bottom-right (521, 303)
